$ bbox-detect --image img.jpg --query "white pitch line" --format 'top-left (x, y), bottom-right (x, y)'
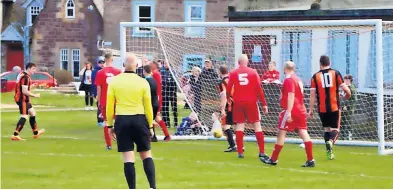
top-left (2, 135), bottom-right (379, 155)
top-left (3, 151), bottom-right (391, 180)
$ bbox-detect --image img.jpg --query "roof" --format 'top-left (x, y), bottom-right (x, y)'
top-left (1, 24), bottom-right (23, 41)
top-left (2, 0), bottom-right (26, 32)
top-left (231, 0), bottom-right (393, 11)
top-left (93, 0), bottom-right (104, 18)
top-left (21, 0), bottom-right (44, 8)
top-left (228, 8), bottom-right (393, 21)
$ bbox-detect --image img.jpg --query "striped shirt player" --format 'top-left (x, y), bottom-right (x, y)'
top-left (309, 55), bottom-right (351, 160)
top-left (12, 63), bottom-right (45, 141)
top-left (217, 64), bottom-right (237, 152)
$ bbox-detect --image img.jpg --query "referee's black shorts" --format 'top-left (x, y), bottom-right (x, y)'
top-left (114, 115), bottom-right (151, 152)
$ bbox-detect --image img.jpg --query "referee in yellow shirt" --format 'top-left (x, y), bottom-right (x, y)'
top-left (106, 53), bottom-right (156, 189)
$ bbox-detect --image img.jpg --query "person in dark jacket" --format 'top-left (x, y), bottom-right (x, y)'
top-left (194, 60), bottom-right (219, 113)
top-left (161, 61), bottom-right (178, 127)
top-left (91, 56), bottom-right (105, 127)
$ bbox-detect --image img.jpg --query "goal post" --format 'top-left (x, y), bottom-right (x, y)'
top-left (119, 19), bottom-right (393, 155)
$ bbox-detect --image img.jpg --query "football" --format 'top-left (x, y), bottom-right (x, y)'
top-left (299, 143), bottom-right (305, 148)
top-left (213, 129), bottom-right (223, 138)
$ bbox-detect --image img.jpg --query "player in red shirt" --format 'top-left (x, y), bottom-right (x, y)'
top-left (261, 61), bottom-right (315, 167)
top-left (150, 61), bottom-right (170, 142)
top-left (226, 54), bottom-right (269, 159)
top-left (95, 53), bottom-right (121, 150)
top-left (261, 61), bottom-right (280, 84)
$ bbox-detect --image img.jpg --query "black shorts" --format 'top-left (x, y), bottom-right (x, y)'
top-left (153, 105), bottom-right (159, 119)
top-left (114, 115), bottom-right (151, 152)
top-left (16, 101), bottom-right (32, 115)
top-left (226, 111), bottom-right (234, 125)
top-left (319, 111), bottom-right (341, 129)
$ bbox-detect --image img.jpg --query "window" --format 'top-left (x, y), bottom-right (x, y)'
top-left (366, 31), bottom-right (393, 87)
top-left (30, 6), bottom-right (41, 24)
top-left (183, 54), bottom-right (205, 72)
top-left (184, 1), bottom-right (206, 38)
top-left (60, 49), bottom-right (69, 70)
top-left (328, 30), bottom-right (359, 86)
top-left (65, 0), bottom-right (75, 19)
top-left (72, 49), bottom-right (80, 77)
top-left (132, 0), bottom-right (155, 37)
top-left (282, 31), bottom-right (312, 85)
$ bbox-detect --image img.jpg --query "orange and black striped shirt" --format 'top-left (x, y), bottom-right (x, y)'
top-left (217, 76), bottom-right (233, 112)
top-left (14, 72), bottom-right (32, 103)
top-left (311, 68), bottom-right (344, 113)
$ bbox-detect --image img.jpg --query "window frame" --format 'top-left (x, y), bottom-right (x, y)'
top-left (184, 0), bottom-right (206, 38)
top-left (132, 0), bottom-right (155, 38)
top-left (327, 30), bottom-right (359, 86)
top-left (281, 30), bottom-right (312, 85)
top-left (182, 54), bottom-right (205, 72)
top-left (71, 49), bottom-right (81, 78)
top-left (65, 0), bottom-right (76, 19)
top-left (60, 49), bottom-right (69, 70)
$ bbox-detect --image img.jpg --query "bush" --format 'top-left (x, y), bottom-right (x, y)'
top-left (54, 69), bottom-right (74, 85)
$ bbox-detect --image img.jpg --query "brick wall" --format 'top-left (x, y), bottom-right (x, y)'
top-left (31, 0), bottom-right (103, 72)
top-left (103, 0), bottom-right (230, 52)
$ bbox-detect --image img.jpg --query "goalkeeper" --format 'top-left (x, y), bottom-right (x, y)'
top-left (106, 53), bottom-right (156, 189)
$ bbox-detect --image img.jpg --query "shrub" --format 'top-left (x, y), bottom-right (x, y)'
top-left (54, 69), bottom-right (74, 85)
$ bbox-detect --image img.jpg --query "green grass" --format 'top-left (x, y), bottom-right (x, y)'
top-left (1, 91), bottom-right (85, 109)
top-left (1, 110), bottom-right (393, 189)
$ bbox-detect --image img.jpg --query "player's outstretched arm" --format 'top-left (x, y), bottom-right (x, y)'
top-left (255, 73), bottom-right (268, 112)
top-left (21, 76), bottom-right (39, 98)
top-left (226, 73), bottom-right (234, 103)
top-left (220, 88), bottom-right (227, 116)
top-left (106, 83), bottom-right (115, 127)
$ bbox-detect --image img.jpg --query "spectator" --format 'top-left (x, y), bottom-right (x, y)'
top-left (137, 56), bottom-right (150, 78)
top-left (92, 56), bottom-right (105, 127)
top-left (161, 61), bottom-right (178, 128)
top-left (80, 62), bottom-right (94, 111)
top-left (261, 61), bottom-right (280, 84)
top-left (195, 60), bottom-right (219, 113)
top-left (188, 66), bottom-right (202, 113)
top-left (341, 74), bottom-right (357, 140)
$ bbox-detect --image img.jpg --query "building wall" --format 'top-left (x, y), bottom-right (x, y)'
top-left (31, 0), bottom-right (103, 74)
top-left (234, 26), bottom-right (393, 94)
top-left (103, 0), bottom-right (229, 53)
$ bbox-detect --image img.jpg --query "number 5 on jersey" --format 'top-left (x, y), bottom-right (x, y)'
top-left (238, 73), bottom-right (249, 86)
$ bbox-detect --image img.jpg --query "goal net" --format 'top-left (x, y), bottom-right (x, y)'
top-left (119, 20), bottom-right (393, 155)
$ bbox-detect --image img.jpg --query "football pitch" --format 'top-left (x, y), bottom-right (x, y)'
top-left (1, 93), bottom-right (393, 188)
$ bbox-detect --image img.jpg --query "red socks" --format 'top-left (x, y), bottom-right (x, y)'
top-left (304, 141), bottom-right (314, 161)
top-left (255, 131), bottom-right (265, 154)
top-left (270, 144), bottom-right (283, 162)
top-left (104, 126), bottom-right (111, 146)
top-left (235, 131), bottom-right (244, 154)
top-left (158, 120), bottom-right (170, 137)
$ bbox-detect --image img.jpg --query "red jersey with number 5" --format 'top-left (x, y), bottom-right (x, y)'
top-left (227, 65), bottom-right (267, 106)
top-left (95, 67), bottom-right (121, 105)
top-left (281, 74), bottom-right (306, 115)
